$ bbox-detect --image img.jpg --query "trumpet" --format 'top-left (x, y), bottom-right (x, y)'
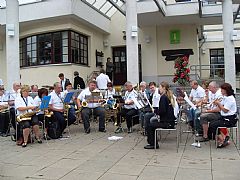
top-left (0, 105), bottom-right (9, 113)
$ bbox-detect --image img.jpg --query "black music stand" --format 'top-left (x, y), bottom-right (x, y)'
top-left (85, 92), bottom-right (102, 132)
top-left (113, 95), bottom-right (125, 133)
top-left (63, 92), bottom-right (75, 137)
top-left (40, 95), bottom-right (51, 141)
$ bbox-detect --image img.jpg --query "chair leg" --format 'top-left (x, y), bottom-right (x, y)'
top-left (215, 127), bottom-right (219, 148)
top-left (154, 130), bottom-right (157, 150)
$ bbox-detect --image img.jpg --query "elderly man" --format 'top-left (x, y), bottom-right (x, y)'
top-left (77, 80), bottom-right (106, 134)
top-left (49, 82), bottom-right (76, 137)
top-left (199, 81), bottom-right (222, 142)
top-left (116, 81), bottom-right (138, 133)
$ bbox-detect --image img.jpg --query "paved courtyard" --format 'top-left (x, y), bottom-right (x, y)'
top-left (0, 123), bottom-right (240, 180)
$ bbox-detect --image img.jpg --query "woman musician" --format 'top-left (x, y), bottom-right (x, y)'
top-left (34, 88), bottom-right (52, 140)
top-left (15, 85), bottom-right (42, 147)
top-left (207, 83), bottom-right (238, 147)
top-left (144, 81), bottom-right (177, 149)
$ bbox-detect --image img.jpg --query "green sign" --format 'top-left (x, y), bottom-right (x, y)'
top-left (170, 30), bottom-right (180, 44)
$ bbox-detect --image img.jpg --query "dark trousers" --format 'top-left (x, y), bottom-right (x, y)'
top-left (208, 115), bottom-right (238, 139)
top-left (117, 108), bottom-right (138, 129)
top-left (106, 72), bottom-right (113, 81)
top-left (10, 107), bottom-right (16, 130)
top-left (53, 110), bottom-right (76, 134)
top-left (0, 111), bottom-right (10, 134)
top-left (81, 107), bottom-right (105, 131)
top-left (146, 113), bottom-right (174, 145)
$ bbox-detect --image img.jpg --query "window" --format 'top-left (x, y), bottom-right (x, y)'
top-left (19, 30), bottom-right (88, 67)
top-left (210, 48), bottom-right (240, 78)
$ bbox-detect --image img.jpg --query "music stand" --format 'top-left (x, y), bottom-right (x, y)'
top-left (63, 92), bottom-right (74, 137)
top-left (113, 95), bottom-right (125, 133)
top-left (40, 95), bottom-right (51, 141)
top-left (85, 93), bottom-right (102, 132)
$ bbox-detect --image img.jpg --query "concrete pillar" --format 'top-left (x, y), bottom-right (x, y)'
top-left (6, 0), bottom-right (20, 90)
top-left (126, 0), bottom-right (139, 85)
top-left (222, 0), bottom-right (236, 91)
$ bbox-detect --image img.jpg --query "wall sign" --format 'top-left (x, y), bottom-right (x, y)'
top-left (170, 30), bottom-right (180, 44)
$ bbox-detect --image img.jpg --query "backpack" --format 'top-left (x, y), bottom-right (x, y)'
top-left (47, 121), bottom-right (61, 139)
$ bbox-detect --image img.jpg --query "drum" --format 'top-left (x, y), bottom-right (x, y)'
top-left (0, 110), bottom-right (10, 134)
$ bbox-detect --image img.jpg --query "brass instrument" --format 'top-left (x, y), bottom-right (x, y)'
top-left (17, 111), bottom-right (37, 122)
top-left (64, 104), bottom-right (71, 119)
top-left (0, 105), bottom-right (9, 113)
top-left (44, 110), bottom-right (53, 118)
top-left (82, 101), bottom-right (88, 107)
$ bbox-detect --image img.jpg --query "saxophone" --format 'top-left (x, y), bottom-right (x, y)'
top-left (0, 105), bottom-right (9, 113)
top-left (17, 111), bottom-right (37, 122)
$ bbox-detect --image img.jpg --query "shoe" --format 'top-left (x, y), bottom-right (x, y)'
top-left (22, 142), bottom-right (27, 148)
top-left (144, 144), bottom-right (159, 149)
top-left (43, 135), bottom-right (51, 140)
top-left (199, 137), bottom-right (209, 142)
top-left (223, 136), bottom-right (230, 146)
top-left (217, 144), bottom-right (224, 148)
top-left (85, 128), bottom-right (90, 134)
top-left (36, 139), bottom-right (42, 144)
top-left (115, 127), bottom-right (123, 133)
top-left (99, 129), bottom-right (106, 133)
top-left (128, 127), bottom-right (133, 133)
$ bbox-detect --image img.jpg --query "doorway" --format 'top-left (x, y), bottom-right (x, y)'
top-left (112, 46), bottom-right (142, 85)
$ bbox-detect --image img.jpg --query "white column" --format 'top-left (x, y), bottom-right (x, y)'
top-left (222, 0), bottom-right (236, 91)
top-left (126, 0), bottom-right (139, 85)
top-left (6, 0), bottom-right (20, 90)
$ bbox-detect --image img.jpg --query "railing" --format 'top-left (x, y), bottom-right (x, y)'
top-left (86, 70), bottom-right (100, 84)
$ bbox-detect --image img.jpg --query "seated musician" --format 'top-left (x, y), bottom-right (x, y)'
top-left (138, 81), bottom-right (151, 130)
top-left (116, 81), bottom-right (139, 133)
top-left (144, 82), bottom-right (160, 133)
top-left (7, 82), bottom-right (21, 139)
top-left (186, 80), bottom-right (205, 132)
top-left (104, 82), bottom-right (116, 99)
top-left (34, 88), bottom-right (52, 140)
top-left (76, 80), bottom-right (106, 134)
top-left (49, 82), bottom-right (76, 137)
top-left (0, 86), bottom-right (10, 136)
top-left (205, 83), bottom-right (237, 147)
top-left (144, 81), bottom-right (176, 149)
top-left (63, 83), bottom-right (76, 116)
top-left (15, 85), bottom-right (42, 147)
top-left (199, 81), bottom-right (222, 142)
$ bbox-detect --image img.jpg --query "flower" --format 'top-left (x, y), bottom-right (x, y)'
top-left (173, 55), bottom-right (190, 86)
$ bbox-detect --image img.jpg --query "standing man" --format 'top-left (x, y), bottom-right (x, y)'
top-left (96, 69), bottom-right (111, 90)
top-left (73, 71), bottom-right (85, 89)
top-left (58, 73), bottom-right (70, 91)
top-left (106, 57), bottom-right (114, 81)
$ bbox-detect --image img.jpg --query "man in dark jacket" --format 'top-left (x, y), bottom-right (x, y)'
top-left (73, 71), bottom-right (85, 89)
top-left (58, 73), bottom-right (70, 91)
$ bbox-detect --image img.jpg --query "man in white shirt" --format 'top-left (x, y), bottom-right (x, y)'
top-left (77, 80), bottom-right (106, 134)
top-left (116, 81), bottom-right (139, 133)
top-left (187, 80), bottom-right (205, 132)
top-left (49, 82), bottom-right (76, 136)
top-left (58, 73), bottom-right (70, 91)
top-left (7, 82), bottom-right (21, 134)
top-left (199, 81), bottom-right (222, 141)
top-left (0, 86), bottom-right (9, 136)
top-left (96, 69), bottom-right (111, 90)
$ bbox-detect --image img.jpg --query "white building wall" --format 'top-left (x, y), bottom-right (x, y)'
top-left (19, 19), bottom-right (105, 87)
top-left (0, 34), bottom-right (6, 85)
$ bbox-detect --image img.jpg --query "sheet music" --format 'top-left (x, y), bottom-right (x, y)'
top-left (183, 92), bottom-right (197, 110)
